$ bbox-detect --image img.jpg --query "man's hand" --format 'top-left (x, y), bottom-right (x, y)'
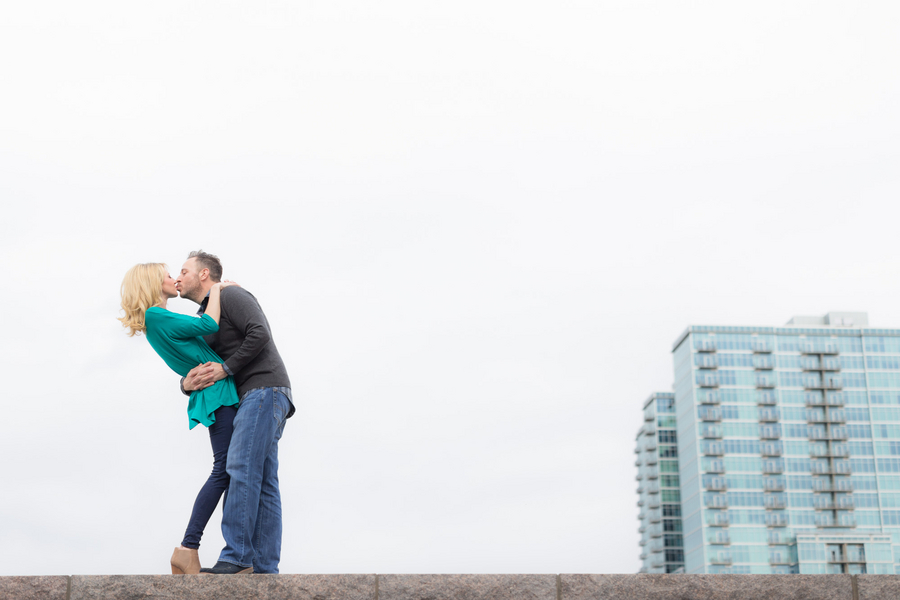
top-left (183, 362), bottom-right (227, 391)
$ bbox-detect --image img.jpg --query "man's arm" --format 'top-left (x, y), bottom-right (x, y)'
top-left (219, 288), bottom-right (273, 376)
top-left (182, 289), bottom-right (273, 391)
top-left (182, 363), bottom-right (219, 393)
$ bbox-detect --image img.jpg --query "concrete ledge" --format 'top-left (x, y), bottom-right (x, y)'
top-left (562, 574), bottom-right (853, 600)
top-left (68, 574), bottom-right (376, 600)
top-left (0, 576), bottom-right (68, 600)
top-left (380, 574), bottom-right (557, 600)
top-left (0, 574), bottom-right (884, 600)
top-left (858, 575), bottom-right (900, 600)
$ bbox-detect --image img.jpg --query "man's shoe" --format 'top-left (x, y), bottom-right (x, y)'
top-left (199, 561), bottom-right (253, 574)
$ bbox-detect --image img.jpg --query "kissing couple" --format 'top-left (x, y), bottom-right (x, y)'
top-left (118, 250), bottom-right (294, 574)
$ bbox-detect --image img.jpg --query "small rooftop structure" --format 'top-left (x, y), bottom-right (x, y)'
top-left (785, 312), bottom-right (868, 328)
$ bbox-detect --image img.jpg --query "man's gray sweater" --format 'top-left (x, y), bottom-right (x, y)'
top-left (193, 287), bottom-right (294, 417)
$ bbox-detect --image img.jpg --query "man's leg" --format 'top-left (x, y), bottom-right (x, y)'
top-left (218, 388), bottom-right (278, 568)
top-left (251, 387), bottom-right (290, 573)
top-left (251, 423), bottom-right (285, 572)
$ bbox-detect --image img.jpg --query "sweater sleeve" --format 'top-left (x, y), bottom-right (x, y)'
top-left (219, 289), bottom-right (272, 376)
top-left (147, 308), bottom-right (219, 340)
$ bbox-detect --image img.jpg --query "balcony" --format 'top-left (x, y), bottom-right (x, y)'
top-left (821, 358), bottom-right (842, 371)
top-left (809, 444), bottom-right (849, 458)
top-left (826, 410), bottom-right (847, 424)
top-left (702, 443), bottom-right (725, 456)
top-left (760, 425), bottom-right (781, 439)
top-left (649, 539), bottom-right (664, 553)
top-left (704, 460), bottom-right (725, 474)
top-left (806, 409), bottom-right (826, 422)
top-left (761, 443), bottom-right (783, 457)
top-left (635, 458), bottom-right (642, 467)
top-left (809, 428), bottom-right (849, 441)
top-left (753, 356), bottom-right (775, 370)
top-left (752, 340), bottom-right (772, 353)
top-left (699, 408), bottom-right (722, 421)
top-left (766, 513), bottom-right (789, 527)
top-left (800, 342), bottom-right (839, 355)
top-left (644, 412), bottom-right (655, 422)
top-left (757, 392), bottom-right (777, 405)
top-left (764, 496), bottom-right (786, 509)
top-left (811, 460), bottom-right (851, 475)
top-left (698, 375), bottom-right (720, 388)
top-left (758, 409), bottom-right (780, 422)
top-left (706, 513), bottom-right (730, 527)
top-left (704, 477), bottom-right (727, 491)
top-left (647, 483), bottom-right (660, 495)
top-left (814, 498), bottom-right (855, 511)
top-left (701, 391), bottom-right (722, 405)
top-left (801, 357), bottom-right (821, 371)
top-left (707, 531), bottom-right (731, 545)
top-left (710, 553), bottom-right (733, 565)
top-left (700, 425), bottom-right (723, 439)
top-left (762, 461), bottom-right (785, 474)
top-left (812, 479), bottom-right (853, 492)
top-left (637, 499), bottom-right (644, 508)
top-left (827, 556), bottom-right (866, 565)
top-left (769, 554), bottom-right (794, 566)
top-left (697, 355), bottom-right (719, 369)
top-left (828, 428), bottom-right (849, 441)
top-left (816, 515), bottom-right (857, 528)
top-left (806, 378), bottom-right (843, 390)
top-left (649, 524), bottom-right (663, 538)
top-left (763, 478), bottom-right (785, 492)
top-left (646, 471), bottom-right (659, 480)
top-left (648, 499), bottom-right (661, 509)
top-left (756, 376), bottom-right (777, 389)
top-left (768, 532), bottom-right (789, 545)
top-left (646, 455), bottom-right (659, 465)
top-left (704, 494), bottom-right (728, 509)
top-left (696, 340), bottom-right (717, 352)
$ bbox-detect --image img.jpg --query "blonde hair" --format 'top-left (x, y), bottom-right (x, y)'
top-left (118, 263), bottom-right (168, 336)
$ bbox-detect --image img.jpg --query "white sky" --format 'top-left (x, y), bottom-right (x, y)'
top-left (2, 0), bottom-right (900, 576)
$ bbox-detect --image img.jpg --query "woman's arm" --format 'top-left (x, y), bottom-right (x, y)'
top-left (204, 281), bottom-right (239, 325)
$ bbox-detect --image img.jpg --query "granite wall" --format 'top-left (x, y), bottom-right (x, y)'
top-left (3, 573), bottom-right (900, 600)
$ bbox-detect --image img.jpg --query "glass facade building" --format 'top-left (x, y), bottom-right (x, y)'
top-left (637, 312), bottom-right (900, 574)
top-left (636, 392), bottom-right (685, 573)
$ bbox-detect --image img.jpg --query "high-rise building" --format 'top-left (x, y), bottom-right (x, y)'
top-left (637, 312), bottom-right (900, 574)
top-left (636, 392), bottom-right (685, 573)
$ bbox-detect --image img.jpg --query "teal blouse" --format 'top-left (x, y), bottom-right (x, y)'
top-left (145, 306), bottom-right (240, 429)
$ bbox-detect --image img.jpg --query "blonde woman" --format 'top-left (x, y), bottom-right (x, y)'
top-left (119, 263), bottom-right (240, 575)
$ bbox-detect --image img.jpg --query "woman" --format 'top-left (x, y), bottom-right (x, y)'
top-left (118, 263), bottom-right (240, 575)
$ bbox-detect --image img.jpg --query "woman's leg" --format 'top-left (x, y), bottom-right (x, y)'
top-left (181, 404), bottom-right (237, 549)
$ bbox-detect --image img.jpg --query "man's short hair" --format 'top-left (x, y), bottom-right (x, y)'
top-left (187, 250), bottom-right (223, 282)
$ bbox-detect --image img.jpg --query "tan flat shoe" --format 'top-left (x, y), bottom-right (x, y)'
top-left (170, 547), bottom-right (201, 574)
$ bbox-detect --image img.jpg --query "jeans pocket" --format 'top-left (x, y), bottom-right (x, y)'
top-left (273, 390), bottom-right (286, 423)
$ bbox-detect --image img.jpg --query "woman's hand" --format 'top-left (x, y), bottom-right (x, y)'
top-left (214, 280), bottom-right (241, 290)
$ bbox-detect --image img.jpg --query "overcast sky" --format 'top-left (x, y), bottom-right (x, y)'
top-left (2, 1), bottom-right (900, 577)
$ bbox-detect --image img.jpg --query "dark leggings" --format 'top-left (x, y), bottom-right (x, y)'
top-left (181, 404), bottom-right (237, 549)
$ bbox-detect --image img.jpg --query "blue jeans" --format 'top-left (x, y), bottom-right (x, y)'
top-left (182, 404), bottom-right (236, 549)
top-left (218, 387), bottom-right (291, 573)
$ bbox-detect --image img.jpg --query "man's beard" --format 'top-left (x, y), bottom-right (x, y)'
top-left (181, 281), bottom-right (203, 303)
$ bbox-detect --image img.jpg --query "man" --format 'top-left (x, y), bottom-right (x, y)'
top-left (175, 250), bottom-right (294, 575)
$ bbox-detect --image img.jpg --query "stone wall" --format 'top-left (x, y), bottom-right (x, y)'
top-left (2, 573), bottom-right (900, 600)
